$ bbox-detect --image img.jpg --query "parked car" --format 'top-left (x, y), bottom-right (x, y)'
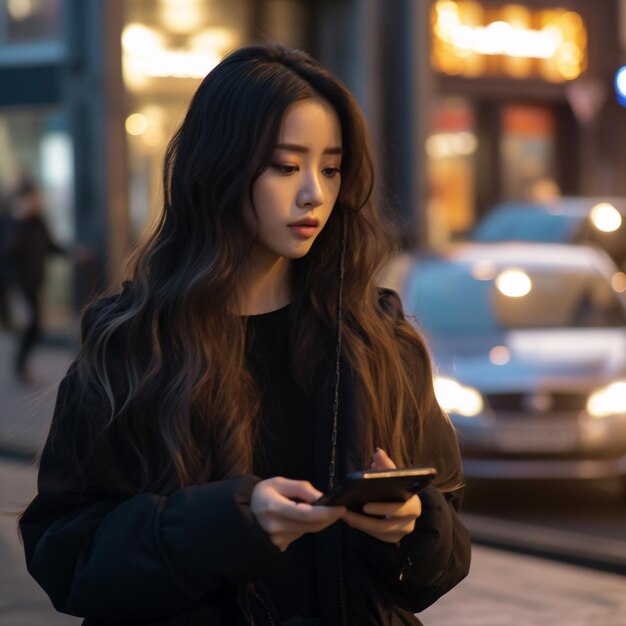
top-left (399, 243), bottom-right (626, 500)
top-left (470, 197), bottom-right (626, 269)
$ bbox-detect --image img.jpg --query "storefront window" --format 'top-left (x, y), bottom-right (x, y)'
top-left (0, 107), bottom-right (74, 329)
top-left (122, 0), bottom-right (250, 239)
top-left (0, 0), bottom-right (63, 43)
top-left (426, 97), bottom-right (477, 247)
top-left (501, 104), bottom-right (557, 201)
top-left (122, 0), bottom-right (311, 239)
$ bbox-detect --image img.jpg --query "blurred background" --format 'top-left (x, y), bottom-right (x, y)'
top-left (1, 0), bottom-right (626, 624)
top-left (0, 0), bottom-right (625, 322)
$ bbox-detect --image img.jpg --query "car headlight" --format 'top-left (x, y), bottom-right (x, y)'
top-left (587, 381), bottom-right (626, 418)
top-left (434, 376), bottom-right (484, 417)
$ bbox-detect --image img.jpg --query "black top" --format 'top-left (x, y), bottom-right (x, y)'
top-left (245, 304), bottom-right (319, 621)
top-left (19, 286), bottom-right (471, 626)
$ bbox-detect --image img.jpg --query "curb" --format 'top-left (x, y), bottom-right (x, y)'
top-left (462, 512), bottom-right (626, 575)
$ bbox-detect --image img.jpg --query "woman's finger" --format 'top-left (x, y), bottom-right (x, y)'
top-left (275, 532), bottom-right (300, 552)
top-left (370, 448), bottom-right (397, 470)
top-left (269, 515), bottom-right (345, 551)
top-left (260, 478), bottom-right (345, 521)
top-left (362, 495), bottom-right (422, 518)
top-left (274, 501), bottom-right (346, 523)
top-left (270, 477), bottom-right (324, 503)
top-left (342, 509), bottom-right (416, 542)
top-left (343, 509), bottom-right (411, 532)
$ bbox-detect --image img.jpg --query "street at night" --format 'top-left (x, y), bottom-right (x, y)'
top-left (2, 0), bottom-right (626, 623)
top-left (1, 334), bottom-right (625, 624)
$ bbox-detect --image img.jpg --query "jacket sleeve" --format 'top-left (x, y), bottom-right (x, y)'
top-left (349, 482), bottom-right (471, 613)
top-left (19, 326), bottom-right (287, 622)
top-left (348, 288), bottom-right (471, 612)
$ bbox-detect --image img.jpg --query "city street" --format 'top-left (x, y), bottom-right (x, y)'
top-left (1, 331), bottom-right (626, 625)
top-left (3, 0), bottom-right (626, 623)
top-left (462, 477), bottom-right (626, 573)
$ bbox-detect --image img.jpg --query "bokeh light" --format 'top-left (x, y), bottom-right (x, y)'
top-left (489, 346), bottom-right (511, 365)
top-left (611, 272), bottom-right (626, 293)
top-left (496, 269), bottom-right (532, 298)
top-left (125, 113), bottom-right (149, 136)
top-left (590, 203), bottom-right (622, 233)
top-left (587, 381), bottom-right (626, 418)
top-left (615, 66), bottom-right (626, 107)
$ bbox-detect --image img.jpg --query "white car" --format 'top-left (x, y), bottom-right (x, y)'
top-left (400, 243), bottom-right (626, 500)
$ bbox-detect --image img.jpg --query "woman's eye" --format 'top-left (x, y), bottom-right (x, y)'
top-left (272, 163), bottom-right (298, 175)
top-left (323, 167), bottom-right (341, 178)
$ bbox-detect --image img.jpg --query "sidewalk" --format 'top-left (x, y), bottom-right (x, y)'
top-left (0, 331), bottom-right (75, 457)
top-left (1, 332), bottom-right (626, 625)
top-left (419, 544), bottom-right (626, 626)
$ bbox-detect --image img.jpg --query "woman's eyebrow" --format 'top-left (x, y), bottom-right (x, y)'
top-left (275, 142), bottom-right (343, 155)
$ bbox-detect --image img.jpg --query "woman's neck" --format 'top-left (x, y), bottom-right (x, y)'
top-left (239, 250), bottom-right (293, 316)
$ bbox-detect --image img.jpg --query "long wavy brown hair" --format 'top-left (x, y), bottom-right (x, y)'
top-left (73, 44), bottom-right (460, 496)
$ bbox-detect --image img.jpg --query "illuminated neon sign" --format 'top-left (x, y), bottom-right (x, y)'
top-left (432, 1), bottom-right (587, 82)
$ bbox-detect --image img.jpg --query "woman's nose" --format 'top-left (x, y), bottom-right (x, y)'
top-left (297, 173), bottom-right (324, 208)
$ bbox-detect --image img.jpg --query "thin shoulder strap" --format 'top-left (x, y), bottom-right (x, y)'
top-left (329, 209), bottom-right (346, 491)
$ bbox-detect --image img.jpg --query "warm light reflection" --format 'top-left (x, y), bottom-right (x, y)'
top-left (434, 376), bottom-right (484, 417)
top-left (431, 1), bottom-right (586, 82)
top-left (122, 23), bottom-right (163, 56)
top-left (489, 346), bottom-right (511, 365)
top-left (425, 131), bottom-right (477, 159)
top-left (454, 20), bottom-right (560, 58)
top-left (125, 107), bottom-right (168, 149)
top-left (495, 269), bottom-right (532, 298)
top-left (611, 272), bottom-right (626, 293)
top-left (7, 0), bottom-right (38, 20)
top-left (470, 261), bottom-right (497, 281)
top-left (125, 113), bottom-right (149, 136)
top-left (590, 203), bottom-right (622, 233)
top-left (587, 381), bottom-right (626, 418)
top-left (158, 0), bottom-right (203, 34)
top-left (122, 23), bottom-right (236, 85)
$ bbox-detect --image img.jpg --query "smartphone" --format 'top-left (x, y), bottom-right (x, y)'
top-left (313, 467), bottom-right (437, 510)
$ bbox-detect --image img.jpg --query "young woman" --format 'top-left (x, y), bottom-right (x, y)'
top-left (20, 44), bottom-right (470, 626)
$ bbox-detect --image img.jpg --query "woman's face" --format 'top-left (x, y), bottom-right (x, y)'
top-left (245, 97), bottom-right (342, 263)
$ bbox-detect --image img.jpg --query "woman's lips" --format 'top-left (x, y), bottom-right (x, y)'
top-left (288, 219), bottom-right (319, 239)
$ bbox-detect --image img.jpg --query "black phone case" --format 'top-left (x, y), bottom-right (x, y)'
top-left (314, 467), bottom-right (437, 509)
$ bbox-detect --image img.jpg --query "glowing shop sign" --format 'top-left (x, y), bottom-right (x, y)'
top-left (432, 1), bottom-right (587, 82)
top-left (121, 23), bottom-right (236, 87)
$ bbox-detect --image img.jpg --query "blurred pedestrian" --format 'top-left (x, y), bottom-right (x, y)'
top-left (20, 44), bottom-right (470, 625)
top-left (2, 179), bottom-right (66, 382)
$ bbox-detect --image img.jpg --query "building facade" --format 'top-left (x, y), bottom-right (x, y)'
top-left (426, 0), bottom-right (626, 243)
top-left (1, 0), bottom-right (625, 317)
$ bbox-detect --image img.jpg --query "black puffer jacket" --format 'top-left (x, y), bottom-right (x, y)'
top-left (19, 287), bottom-right (471, 625)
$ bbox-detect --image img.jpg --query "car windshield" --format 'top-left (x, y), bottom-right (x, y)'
top-left (472, 208), bottom-right (581, 242)
top-left (406, 262), bottom-right (626, 333)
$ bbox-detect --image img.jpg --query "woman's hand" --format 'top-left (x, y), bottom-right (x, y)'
top-left (341, 448), bottom-right (423, 544)
top-left (251, 477), bottom-right (346, 552)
